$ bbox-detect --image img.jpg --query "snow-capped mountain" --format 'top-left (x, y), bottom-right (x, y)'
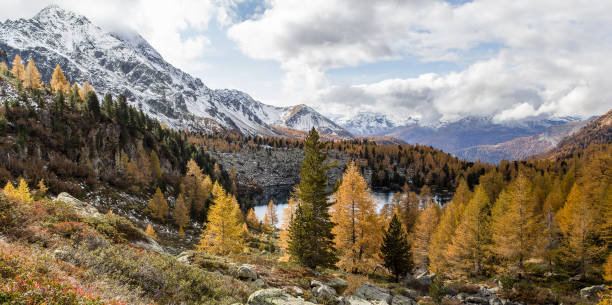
top-left (0, 5), bottom-right (352, 138)
top-left (338, 112), bottom-right (400, 136)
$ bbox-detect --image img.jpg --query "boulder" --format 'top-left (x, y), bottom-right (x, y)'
top-left (238, 264), bottom-right (258, 281)
top-left (489, 296), bottom-right (503, 305)
top-left (398, 288), bottom-right (419, 300)
top-left (310, 280), bottom-right (324, 288)
top-left (313, 284), bottom-right (340, 304)
top-left (176, 251), bottom-right (191, 264)
top-left (342, 296), bottom-right (373, 305)
top-left (355, 282), bottom-right (393, 304)
top-left (465, 296), bottom-right (489, 304)
top-left (401, 273), bottom-right (416, 286)
top-left (247, 289), bottom-right (316, 305)
top-left (253, 279), bottom-right (266, 288)
top-left (580, 285), bottom-right (608, 300)
top-left (414, 272), bottom-right (435, 286)
top-left (327, 277), bottom-right (349, 295)
top-left (391, 294), bottom-right (417, 305)
top-left (133, 235), bottom-right (165, 254)
top-left (55, 192), bottom-right (102, 218)
top-left (287, 286), bottom-right (304, 296)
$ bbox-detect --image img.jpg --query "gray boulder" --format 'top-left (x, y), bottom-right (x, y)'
top-left (342, 296), bottom-right (373, 305)
top-left (247, 289), bottom-right (316, 305)
top-left (465, 295), bottom-right (489, 304)
top-left (55, 192), bottom-right (102, 218)
top-left (238, 264), bottom-right (258, 281)
top-left (313, 284), bottom-right (341, 304)
top-left (415, 271), bottom-right (435, 286)
top-left (580, 285), bottom-right (608, 300)
top-left (253, 279), bottom-right (266, 288)
top-left (176, 251), bottom-right (191, 264)
top-left (489, 296), bottom-right (503, 305)
top-left (327, 277), bottom-right (349, 295)
top-left (355, 282), bottom-right (393, 304)
top-left (391, 294), bottom-right (416, 305)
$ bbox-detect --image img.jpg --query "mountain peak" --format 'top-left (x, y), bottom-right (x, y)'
top-left (34, 4), bottom-right (90, 26)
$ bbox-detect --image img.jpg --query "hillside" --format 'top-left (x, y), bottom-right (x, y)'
top-left (0, 5), bottom-right (351, 138)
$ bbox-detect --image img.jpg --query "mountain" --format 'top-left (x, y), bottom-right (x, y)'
top-left (0, 5), bottom-right (351, 138)
top-left (454, 120), bottom-right (589, 163)
top-left (377, 116), bottom-right (580, 156)
top-left (542, 109), bottom-right (612, 159)
top-left (338, 112), bottom-right (401, 136)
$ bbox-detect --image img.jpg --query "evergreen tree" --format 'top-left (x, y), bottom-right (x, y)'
top-left (287, 128), bottom-right (337, 269)
top-left (263, 200), bottom-right (279, 231)
top-left (148, 187), bottom-right (169, 221)
top-left (490, 173), bottom-right (538, 275)
top-left (196, 182), bottom-right (244, 255)
top-left (331, 161), bottom-right (381, 273)
top-left (85, 91), bottom-right (100, 120)
top-left (50, 65), bottom-right (70, 93)
top-left (23, 58), bottom-right (42, 89)
top-left (381, 214), bottom-right (413, 282)
top-left (79, 81), bottom-right (95, 101)
top-left (102, 93), bottom-right (113, 118)
top-left (10, 54), bottom-right (24, 80)
top-left (413, 201), bottom-right (441, 271)
top-left (173, 194), bottom-right (190, 233)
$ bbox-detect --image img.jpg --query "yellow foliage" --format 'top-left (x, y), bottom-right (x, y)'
top-left (413, 200), bottom-right (441, 271)
top-left (246, 208), bottom-right (260, 230)
top-left (263, 200), bottom-right (278, 231)
top-left (0, 62), bottom-right (7, 76)
top-left (173, 193), bottom-right (190, 230)
top-left (604, 252), bottom-right (612, 282)
top-left (23, 58), bottom-right (42, 89)
top-left (148, 187), bottom-right (169, 220)
top-left (37, 179), bottom-right (48, 196)
top-left (11, 54), bottom-right (24, 80)
top-left (196, 181), bottom-right (244, 255)
top-left (79, 81), bottom-right (95, 101)
top-left (331, 161), bottom-right (381, 273)
top-left (16, 178), bottom-right (33, 203)
top-left (183, 159), bottom-right (212, 216)
top-left (2, 181), bottom-right (16, 198)
top-left (50, 65), bottom-right (70, 93)
top-left (145, 224), bottom-right (157, 239)
top-left (279, 196), bottom-right (298, 261)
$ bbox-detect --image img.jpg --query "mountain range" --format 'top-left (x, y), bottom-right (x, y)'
top-left (0, 5), bottom-right (351, 138)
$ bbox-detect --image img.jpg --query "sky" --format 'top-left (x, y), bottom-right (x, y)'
top-left (1, 0), bottom-right (612, 125)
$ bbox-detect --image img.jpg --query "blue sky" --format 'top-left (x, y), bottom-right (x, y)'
top-left (1, 0), bottom-right (611, 124)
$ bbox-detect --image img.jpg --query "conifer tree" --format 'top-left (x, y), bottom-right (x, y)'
top-left (263, 200), bottom-right (279, 231)
top-left (413, 201), bottom-right (440, 271)
top-left (491, 173), bottom-right (538, 274)
top-left (331, 161), bottom-right (381, 273)
top-left (2, 181), bottom-right (16, 198)
top-left (173, 194), bottom-right (190, 233)
top-left (149, 150), bottom-right (162, 182)
top-left (557, 184), bottom-right (600, 277)
top-left (36, 179), bottom-right (48, 200)
top-left (279, 197), bottom-right (298, 259)
top-left (183, 159), bottom-right (212, 217)
top-left (102, 93), bottom-right (113, 118)
top-left (446, 185), bottom-right (491, 276)
top-left (0, 62), bottom-right (8, 77)
top-left (16, 178), bottom-right (33, 203)
top-left (246, 208), bottom-right (260, 230)
top-left (50, 65), bottom-right (70, 93)
top-left (85, 91), bottom-right (100, 120)
top-left (148, 187), bottom-right (169, 221)
top-left (287, 128), bottom-right (337, 269)
top-left (196, 181), bottom-right (244, 255)
top-left (79, 81), bottom-right (95, 101)
top-left (145, 224), bottom-right (157, 239)
top-left (604, 253), bottom-right (612, 282)
top-left (23, 58), bottom-right (41, 89)
top-left (381, 214), bottom-right (413, 282)
top-left (10, 54), bottom-right (24, 80)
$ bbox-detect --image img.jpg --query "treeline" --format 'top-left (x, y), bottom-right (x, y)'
top-left (187, 130), bottom-right (489, 193)
top-left (0, 54), bottom-right (232, 222)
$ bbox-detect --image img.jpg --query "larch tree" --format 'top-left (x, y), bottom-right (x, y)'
top-left (412, 200), bottom-right (441, 271)
top-left (381, 214), bottom-right (413, 282)
top-left (79, 81), bottom-right (95, 101)
top-left (398, 188), bottom-right (420, 234)
top-left (149, 150), bottom-right (162, 183)
top-left (287, 128), bottom-right (337, 269)
top-left (173, 194), bottom-right (190, 233)
top-left (428, 180), bottom-right (471, 274)
top-left (50, 65), bottom-right (70, 93)
top-left (263, 200), bottom-right (279, 231)
top-left (148, 187), bottom-right (169, 221)
top-left (331, 161), bottom-right (381, 273)
top-left (145, 224), bottom-right (157, 239)
top-left (557, 184), bottom-right (600, 278)
top-left (490, 173), bottom-right (538, 275)
top-left (196, 181), bottom-right (244, 255)
top-left (279, 196), bottom-right (298, 261)
top-left (182, 159), bottom-right (212, 218)
top-left (2, 181), bottom-right (16, 198)
top-left (16, 178), bottom-right (33, 203)
top-left (11, 54), bottom-right (24, 81)
top-left (0, 62), bottom-right (8, 76)
top-left (246, 208), bottom-right (260, 230)
top-left (604, 252), bottom-right (612, 282)
top-left (23, 58), bottom-right (42, 89)
top-left (446, 185), bottom-right (491, 277)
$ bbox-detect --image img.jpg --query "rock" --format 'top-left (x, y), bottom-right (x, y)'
top-left (254, 279), bottom-right (265, 288)
top-left (247, 288), bottom-right (316, 305)
top-left (238, 264), bottom-right (258, 281)
top-left (398, 288), bottom-right (419, 300)
top-left (489, 296), bottom-right (503, 305)
top-left (355, 282), bottom-right (393, 304)
top-left (133, 235), bottom-right (165, 254)
top-left (176, 251), bottom-right (191, 264)
top-left (465, 296), bottom-right (489, 304)
top-left (313, 284), bottom-right (340, 304)
top-left (287, 286), bottom-right (304, 296)
top-left (487, 287), bottom-right (500, 294)
top-left (327, 277), bottom-right (349, 295)
top-left (456, 293), bottom-right (469, 302)
top-left (401, 273), bottom-right (416, 286)
top-left (580, 285), bottom-right (608, 300)
top-left (415, 272), bottom-right (435, 286)
top-left (342, 296), bottom-right (373, 305)
top-left (310, 280), bottom-right (324, 288)
top-left (391, 294), bottom-right (416, 305)
top-left (54, 192), bottom-right (102, 218)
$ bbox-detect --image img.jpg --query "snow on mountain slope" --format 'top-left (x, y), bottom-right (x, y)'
top-left (0, 5), bottom-right (352, 138)
top-left (338, 112), bottom-right (400, 136)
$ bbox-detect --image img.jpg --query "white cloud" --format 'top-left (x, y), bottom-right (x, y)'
top-left (228, 0), bottom-right (612, 122)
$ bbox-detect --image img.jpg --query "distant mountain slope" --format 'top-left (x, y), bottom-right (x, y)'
top-left (542, 109), bottom-right (612, 159)
top-left (338, 112), bottom-right (400, 136)
top-left (0, 5), bottom-right (351, 138)
top-left (455, 120), bottom-right (589, 163)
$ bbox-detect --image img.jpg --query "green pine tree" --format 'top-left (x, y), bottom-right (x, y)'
top-left (287, 128), bottom-right (337, 269)
top-left (381, 214), bottom-right (413, 282)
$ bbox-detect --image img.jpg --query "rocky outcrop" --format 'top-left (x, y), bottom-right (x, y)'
top-left (238, 264), bottom-right (259, 281)
top-left (354, 282), bottom-right (393, 304)
top-left (580, 285), bottom-right (608, 301)
top-left (55, 192), bottom-right (102, 218)
top-left (247, 288), bottom-right (316, 305)
top-left (327, 277), bottom-right (349, 295)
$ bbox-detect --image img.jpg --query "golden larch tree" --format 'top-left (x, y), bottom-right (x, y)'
top-left (246, 207), bottom-right (260, 230)
top-left (148, 187), bottom-right (169, 221)
top-left (16, 178), bottom-right (33, 203)
top-left (50, 65), bottom-right (70, 93)
top-left (263, 200), bottom-right (279, 231)
top-left (412, 200), bottom-right (441, 271)
top-left (145, 224), bottom-right (157, 239)
top-left (2, 181), bottom-right (16, 198)
top-left (557, 184), bottom-right (601, 277)
top-left (11, 54), bottom-right (25, 80)
top-left (429, 180), bottom-right (471, 274)
top-left (0, 62), bottom-right (8, 76)
top-left (446, 185), bottom-right (491, 277)
top-left (23, 58), bottom-right (42, 89)
top-left (490, 173), bottom-right (539, 274)
top-left (79, 81), bottom-right (96, 101)
top-left (331, 161), bottom-right (381, 273)
top-left (196, 181), bottom-right (244, 255)
top-left (279, 196), bottom-right (298, 261)
top-left (182, 159), bottom-right (212, 217)
top-left (173, 193), bottom-right (190, 233)
top-left (604, 252), bottom-right (612, 282)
